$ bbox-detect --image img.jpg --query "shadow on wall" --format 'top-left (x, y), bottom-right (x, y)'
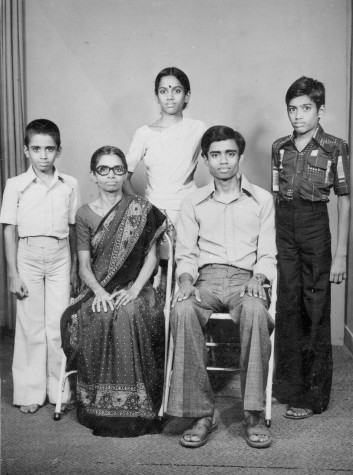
top-left (242, 124), bottom-right (273, 192)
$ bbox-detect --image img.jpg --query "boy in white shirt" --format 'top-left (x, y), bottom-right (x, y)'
top-left (0, 119), bottom-right (80, 414)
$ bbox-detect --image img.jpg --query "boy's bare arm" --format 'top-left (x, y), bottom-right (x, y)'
top-left (330, 195), bottom-right (350, 284)
top-left (69, 224), bottom-right (80, 296)
top-left (3, 224), bottom-right (28, 299)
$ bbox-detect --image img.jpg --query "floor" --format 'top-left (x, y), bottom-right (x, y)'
top-left (1, 331), bottom-right (353, 475)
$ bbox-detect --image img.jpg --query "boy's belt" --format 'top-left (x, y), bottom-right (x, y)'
top-left (20, 236), bottom-right (67, 245)
top-left (277, 200), bottom-right (327, 209)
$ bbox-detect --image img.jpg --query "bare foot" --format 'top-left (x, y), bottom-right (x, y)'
top-left (20, 404), bottom-right (39, 414)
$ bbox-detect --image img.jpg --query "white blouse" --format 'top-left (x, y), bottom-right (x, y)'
top-left (126, 118), bottom-right (206, 212)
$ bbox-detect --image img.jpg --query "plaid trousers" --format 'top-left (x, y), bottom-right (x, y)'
top-left (167, 264), bottom-right (274, 418)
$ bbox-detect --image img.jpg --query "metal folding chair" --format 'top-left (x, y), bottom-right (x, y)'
top-left (160, 273), bottom-right (277, 428)
top-left (158, 232), bottom-right (174, 417)
top-left (53, 354), bottom-right (76, 420)
top-left (206, 274), bottom-right (277, 427)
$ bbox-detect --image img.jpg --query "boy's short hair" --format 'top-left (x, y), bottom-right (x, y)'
top-left (201, 126), bottom-right (246, 157)
top-left (90, 146), bottom-right (127, 172)
top-left (285, 76), bottom-right (325, 110)
top-left (25, 119), bottom-right (61, 148)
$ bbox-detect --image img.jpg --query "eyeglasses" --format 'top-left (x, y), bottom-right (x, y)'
top-left (95, 165), bottom-right (127, 176)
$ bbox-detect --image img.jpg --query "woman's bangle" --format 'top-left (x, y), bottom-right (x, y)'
top-left (86, 279), bottom-right (97, 288)
top-left (86, 280), bottom-right (103, 294)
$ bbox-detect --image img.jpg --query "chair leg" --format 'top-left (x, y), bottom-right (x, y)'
top-left (265, 329), bottom-right (275, 428)
top-left (53, 355), bottom-right (77, 421)
top-left (158, 232), bottom-right (175, 418)
top-left (53, 354), bottom-right (67, 421)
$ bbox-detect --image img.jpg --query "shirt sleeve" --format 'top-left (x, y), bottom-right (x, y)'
top-left (126, 127), bottom-right (146, 173)
top-left (0, 179), bottom-right (19, 225)
top-left (68, 179), bottom-right (81, 224)
top-left (76, 208), bottom-right (92, 251)
top-left (333, 140), bottom-right (350, 196)
top-left (252, 193), bottom-right (277, 282)
top-left (175, 197), bottom-right (200, 283)
top-left (271, 142), bottom-right (279, 193)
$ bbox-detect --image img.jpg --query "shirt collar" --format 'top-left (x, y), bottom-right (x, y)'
top-left (193, 174), bottom-right (260, 206)
top-left (312, 124), bottom-right (335, 152)
top-left (285, 124), bottom-right (334, 153)
top-left (18, 165), bottom-right (68, 191)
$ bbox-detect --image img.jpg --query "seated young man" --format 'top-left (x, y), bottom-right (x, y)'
top-left (167, 125), bottom-right (276, 449)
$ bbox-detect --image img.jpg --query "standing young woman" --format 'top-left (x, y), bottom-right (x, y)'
top-left (124, 67), bottom-right (206, 288)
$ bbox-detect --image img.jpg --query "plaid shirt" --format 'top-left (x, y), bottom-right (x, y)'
top-left (272, 124), bottom-right (350, 202)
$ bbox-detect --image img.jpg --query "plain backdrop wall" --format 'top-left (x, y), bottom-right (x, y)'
top-left (24, 0), bottom-right (351, 344)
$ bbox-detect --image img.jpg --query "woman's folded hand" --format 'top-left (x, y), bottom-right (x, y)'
top-left (92, 287), bottom-right (114, 313)
top-left (110, 286), bottom-right (141, 308)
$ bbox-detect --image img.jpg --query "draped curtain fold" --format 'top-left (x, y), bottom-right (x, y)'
top-left (0, 0), bottom-right (25, 329)
top-left (345, 3), bottom-right (353, 350)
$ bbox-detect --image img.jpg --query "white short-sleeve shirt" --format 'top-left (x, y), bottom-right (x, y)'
top-left (126, 118), bottom-right (206, 211)
top-left (0, 165), bottom-right (80, 238)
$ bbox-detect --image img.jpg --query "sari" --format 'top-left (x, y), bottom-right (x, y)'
top-left (61, 194), bottom-right (166, 437)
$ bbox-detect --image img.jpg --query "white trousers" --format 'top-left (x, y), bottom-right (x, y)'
top-left (13, 237), bottom-right (71, 405)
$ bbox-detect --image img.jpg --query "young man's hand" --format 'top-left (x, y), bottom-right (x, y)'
top-left (240, 275), bottom-right (267, 300)
top-left (172, 281), bottom-right (201, 306)
top-left (330, 255), bottom-right (346, 284)
top-left (9, 275), bottom-right (28, 299)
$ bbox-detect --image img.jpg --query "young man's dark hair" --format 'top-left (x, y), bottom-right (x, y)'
top-left (201, 125), bottom-right (246, 157)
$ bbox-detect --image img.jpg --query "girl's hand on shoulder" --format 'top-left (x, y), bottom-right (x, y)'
top-left (92, 287), bottom-right (114, 313)
top-left (110, 286), bottom-right (141, 308)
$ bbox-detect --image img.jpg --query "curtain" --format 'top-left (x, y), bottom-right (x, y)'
top-left (345, 2), bottom-right (353, 350)
top-left (0, 0), bottom-right (25, 329)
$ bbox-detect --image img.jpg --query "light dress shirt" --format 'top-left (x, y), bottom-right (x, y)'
top-left (175, 174), bottom-right (277, 283)
top-left (0, 165), bottom-right (80, 238)
top-left (126, 118), bottom-right (206, 211)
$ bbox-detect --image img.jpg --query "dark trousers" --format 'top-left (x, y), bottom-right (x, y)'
top-left (274, 200), bottom-right (333, 413)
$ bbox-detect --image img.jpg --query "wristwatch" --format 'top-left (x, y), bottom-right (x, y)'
top-left (253, 274), bottom-right (265, 286)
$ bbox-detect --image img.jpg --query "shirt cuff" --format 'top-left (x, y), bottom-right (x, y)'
top-left (253, 263), bottom-right (276, 283)
top-left (176, 264), bottom-right (199, 284)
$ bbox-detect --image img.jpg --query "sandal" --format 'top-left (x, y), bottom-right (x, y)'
top-left (285, 407), bottom-right (313, 419)
top-left (179, 416), bottom-right (218, 448)
top-left (244, 412), bottom-right (272, 449)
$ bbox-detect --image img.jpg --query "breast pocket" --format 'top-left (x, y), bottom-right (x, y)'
top-left (53, 193), bottom-right (70, 227)
top-left (305, 154), bottom-right (332, 185)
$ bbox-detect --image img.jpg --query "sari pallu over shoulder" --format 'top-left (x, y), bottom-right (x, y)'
top-left (61, 194), bottom-right (166, 367)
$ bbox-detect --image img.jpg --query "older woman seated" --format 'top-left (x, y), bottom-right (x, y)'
top-left (61, 146), bottom-right (166, 437)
